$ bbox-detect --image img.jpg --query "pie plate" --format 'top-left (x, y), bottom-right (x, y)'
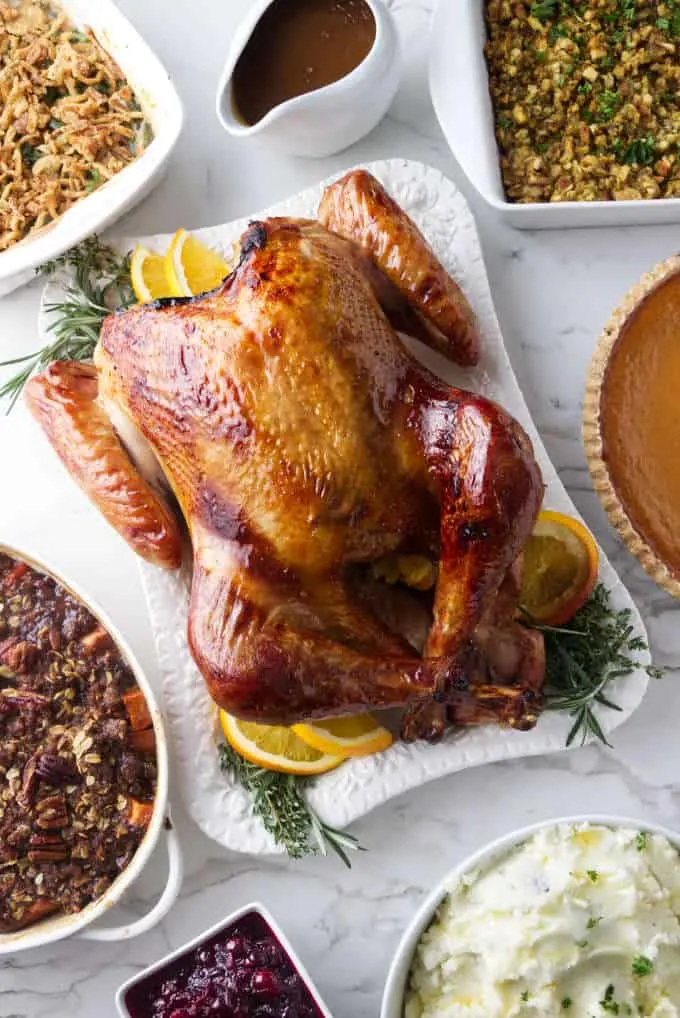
top-left (39, 159), bottom-right (650, 854)
top-left (583, 254), bottom-right (680, 600)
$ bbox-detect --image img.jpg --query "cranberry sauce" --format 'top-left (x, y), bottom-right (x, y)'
top-left (124, 910), bottom-right (324, 1018)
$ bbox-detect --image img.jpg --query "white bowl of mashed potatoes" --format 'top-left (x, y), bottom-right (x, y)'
top-left (382, 816), bottom-right (680, 1018)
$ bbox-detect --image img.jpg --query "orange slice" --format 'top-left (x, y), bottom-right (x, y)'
top-left (219, 711), bottom-right (343, 775)
top-left (164, 229), bottom-right (230, 298)
top-left (292, 714), bottom-right (393, 758)
top-left (130, 246), bottom-right (172, 302)
top-left (521, 509), bottom-right (599, 626)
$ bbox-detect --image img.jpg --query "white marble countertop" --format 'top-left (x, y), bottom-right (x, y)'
top-left (1, 1), bottom-right (679, 1015)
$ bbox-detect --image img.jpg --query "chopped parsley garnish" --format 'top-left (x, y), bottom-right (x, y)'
top-left (531, 0), bottom-right (559, 20)
top-left (656, 15), bottom-right (670, 28)
top-left (636, 831), bottom-right (648, 851)
top-left (617, 136), bottom-right (656, 166)
top-left (587, 869), bottom-right (599, 883)
top-left (549, 21), bottom-right (570, 40)
top-left (587, 915), bottom-right (602, 929)
top-left (521, 991), bottom-right (530, 1002)
top-left (619, 0), bottom-right (636, 22)
top-left (632, 955), bottom-right (654, 977)
top-left (578, 80), bottom-right (593, 94)
top-left (86, 168), bottom-right (102, 192)
top-left (498, 113), bottom-right (513, 129)
top-left (597, 89), bottom-right (620, 121)
top-left (601, 984), bottom-right (620, 1013)
top-left (20, 143), bottom-right (40, 168)
top-left (576, 938), bottom-right (590, 948)
top-left (562, 998), bottom-right (573, 1010)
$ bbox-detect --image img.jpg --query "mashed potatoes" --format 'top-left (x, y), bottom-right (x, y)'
top-left (406, 823), bottom-right (680, 1018)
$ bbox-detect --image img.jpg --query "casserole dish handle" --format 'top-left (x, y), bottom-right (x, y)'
top-left (77, 813), bottom-right (183, 941)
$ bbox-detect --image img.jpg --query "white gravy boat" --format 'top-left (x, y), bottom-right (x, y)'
top-left (216, 0), bottom-right (401, 158)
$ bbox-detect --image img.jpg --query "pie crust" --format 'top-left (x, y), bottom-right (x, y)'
top-left (583, 254), bottom-right (680, 600)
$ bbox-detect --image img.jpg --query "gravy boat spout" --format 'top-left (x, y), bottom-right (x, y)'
top-left (216, 0), bottom-right (401, 158)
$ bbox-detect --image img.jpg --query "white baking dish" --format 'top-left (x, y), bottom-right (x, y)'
top-left (0, 0), bottom-right (183, 297)
top-left (116, 902), bottom-right (334, 1018)
top-left (381, 814), bottom-right (680, 1018)
top-left (429, 0), bottom-right (680, 229)
top-left (0, 543), bottom-right (183, 954)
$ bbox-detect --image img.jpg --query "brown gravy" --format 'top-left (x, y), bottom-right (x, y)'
top-left (233, 0), bottom-right (376, 126)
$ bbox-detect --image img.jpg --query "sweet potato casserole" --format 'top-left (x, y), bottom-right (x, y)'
top-left (0, 553), bottom-right (156, 933)
top-left (485, 0), bottom-right (680, 202)
top-left (0, 0), bottom-right (153, 253)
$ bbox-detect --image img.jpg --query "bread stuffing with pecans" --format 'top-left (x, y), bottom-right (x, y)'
top-left (485, 0), bottom-right (680, 202)
top-left (0, 553), bottom-right (156, 933)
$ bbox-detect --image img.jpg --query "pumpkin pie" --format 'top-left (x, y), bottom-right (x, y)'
top-left (583, 255), bottom-right (680, 599)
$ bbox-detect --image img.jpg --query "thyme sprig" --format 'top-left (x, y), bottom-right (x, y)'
top-left (0, 236), bottom-right (133, 411)
top-left (530, 583), bottom-right (662, 748)
top-left (218, 743), bottom-right (364, 867)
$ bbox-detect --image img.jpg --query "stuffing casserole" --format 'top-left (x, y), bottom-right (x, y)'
top-left (485, 0), bottom-right (680, 202)
top-left (0, 553), bottom-right (156, 932)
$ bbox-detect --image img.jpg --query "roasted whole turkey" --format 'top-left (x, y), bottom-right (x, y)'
top-left (27, 171), bottom-right (546, 742)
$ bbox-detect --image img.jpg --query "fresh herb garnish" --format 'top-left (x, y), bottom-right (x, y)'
top-left (535, 583), bottom-right (660, 748)
top-left (86, 167), bottom-right (102, 192)
top-left (549, 21), bottom-right (570, 40)
top-left (656, 15), bottom-right (670, 29)
top-left (587, 869), bottom-right (599, 883)
top-left (531, 0), bottom-right (559, 20)
top-left (617, 135), bottom-right (656, 166)
top-left (0, 237), bottom-right (134, 411)
top-left (597, 89), bottom-right (620, 121)
top-left (587, 915), bottom-right (602, 928)
top-left (70, 30), bottom-right (89, 43)
top-left (576, 937), bottom-right (590, 948)
top-left (218, 743), bottom-right (363, 866)
top-left (632, 955), bottom-right (654, 977)
top-left (636, 831), bottom-right (648, 851)
top-left (619, 0), bottom-right (636, 22)
top-left (21, 143), bottom-right (40, 168)
top-left (521, 991), bottom-right (530, 1002)
top-left (562, 999), bottom-right (573, 1010)
top-left (601, 984), bottom-right (620, 1014)
top-left (498, 113), bottom-right (513, 129)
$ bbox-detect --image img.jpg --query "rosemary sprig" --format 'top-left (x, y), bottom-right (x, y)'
top-left (218, 743), bottom-right (364, 867)
top-left (0, 236), bottom-right (133, 412)
top-left (534, 583), bottom-right (662, 748)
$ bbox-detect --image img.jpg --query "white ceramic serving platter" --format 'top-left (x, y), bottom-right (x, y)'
top-left (429, 0), bottom-right (680, 229)
top-left (40, 159), bottom-right (650, 855)
top-left (0, 0), bottom-right (182, 297)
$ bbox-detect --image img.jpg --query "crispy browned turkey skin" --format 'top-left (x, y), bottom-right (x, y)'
top-left (26, 170), bottom-right (546, 741)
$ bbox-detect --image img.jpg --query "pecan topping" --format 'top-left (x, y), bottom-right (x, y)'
top-left (0, 550), bottom-right (157, 933)
top-left (27, 832), bottom-right (68, 863)
top-left (35, 752), bottom-right (79, 786)
top-left (35, 792), bottom-right (69, 830)
top-left (1, 688), bottom-right (50, 710)
top-left (18, 752), bottom-right (40, 807)
top-left (3, 640), bottom-right (38, 673)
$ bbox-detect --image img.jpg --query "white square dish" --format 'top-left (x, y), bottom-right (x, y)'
top-left (429, 0), bottom-right (680, 229)
top-left (0, 0), bottom-right (183, 296)
top-left (40, 159), bottom-right (651, 855)
top-left (115, 902), bottom-right (334, 1018)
